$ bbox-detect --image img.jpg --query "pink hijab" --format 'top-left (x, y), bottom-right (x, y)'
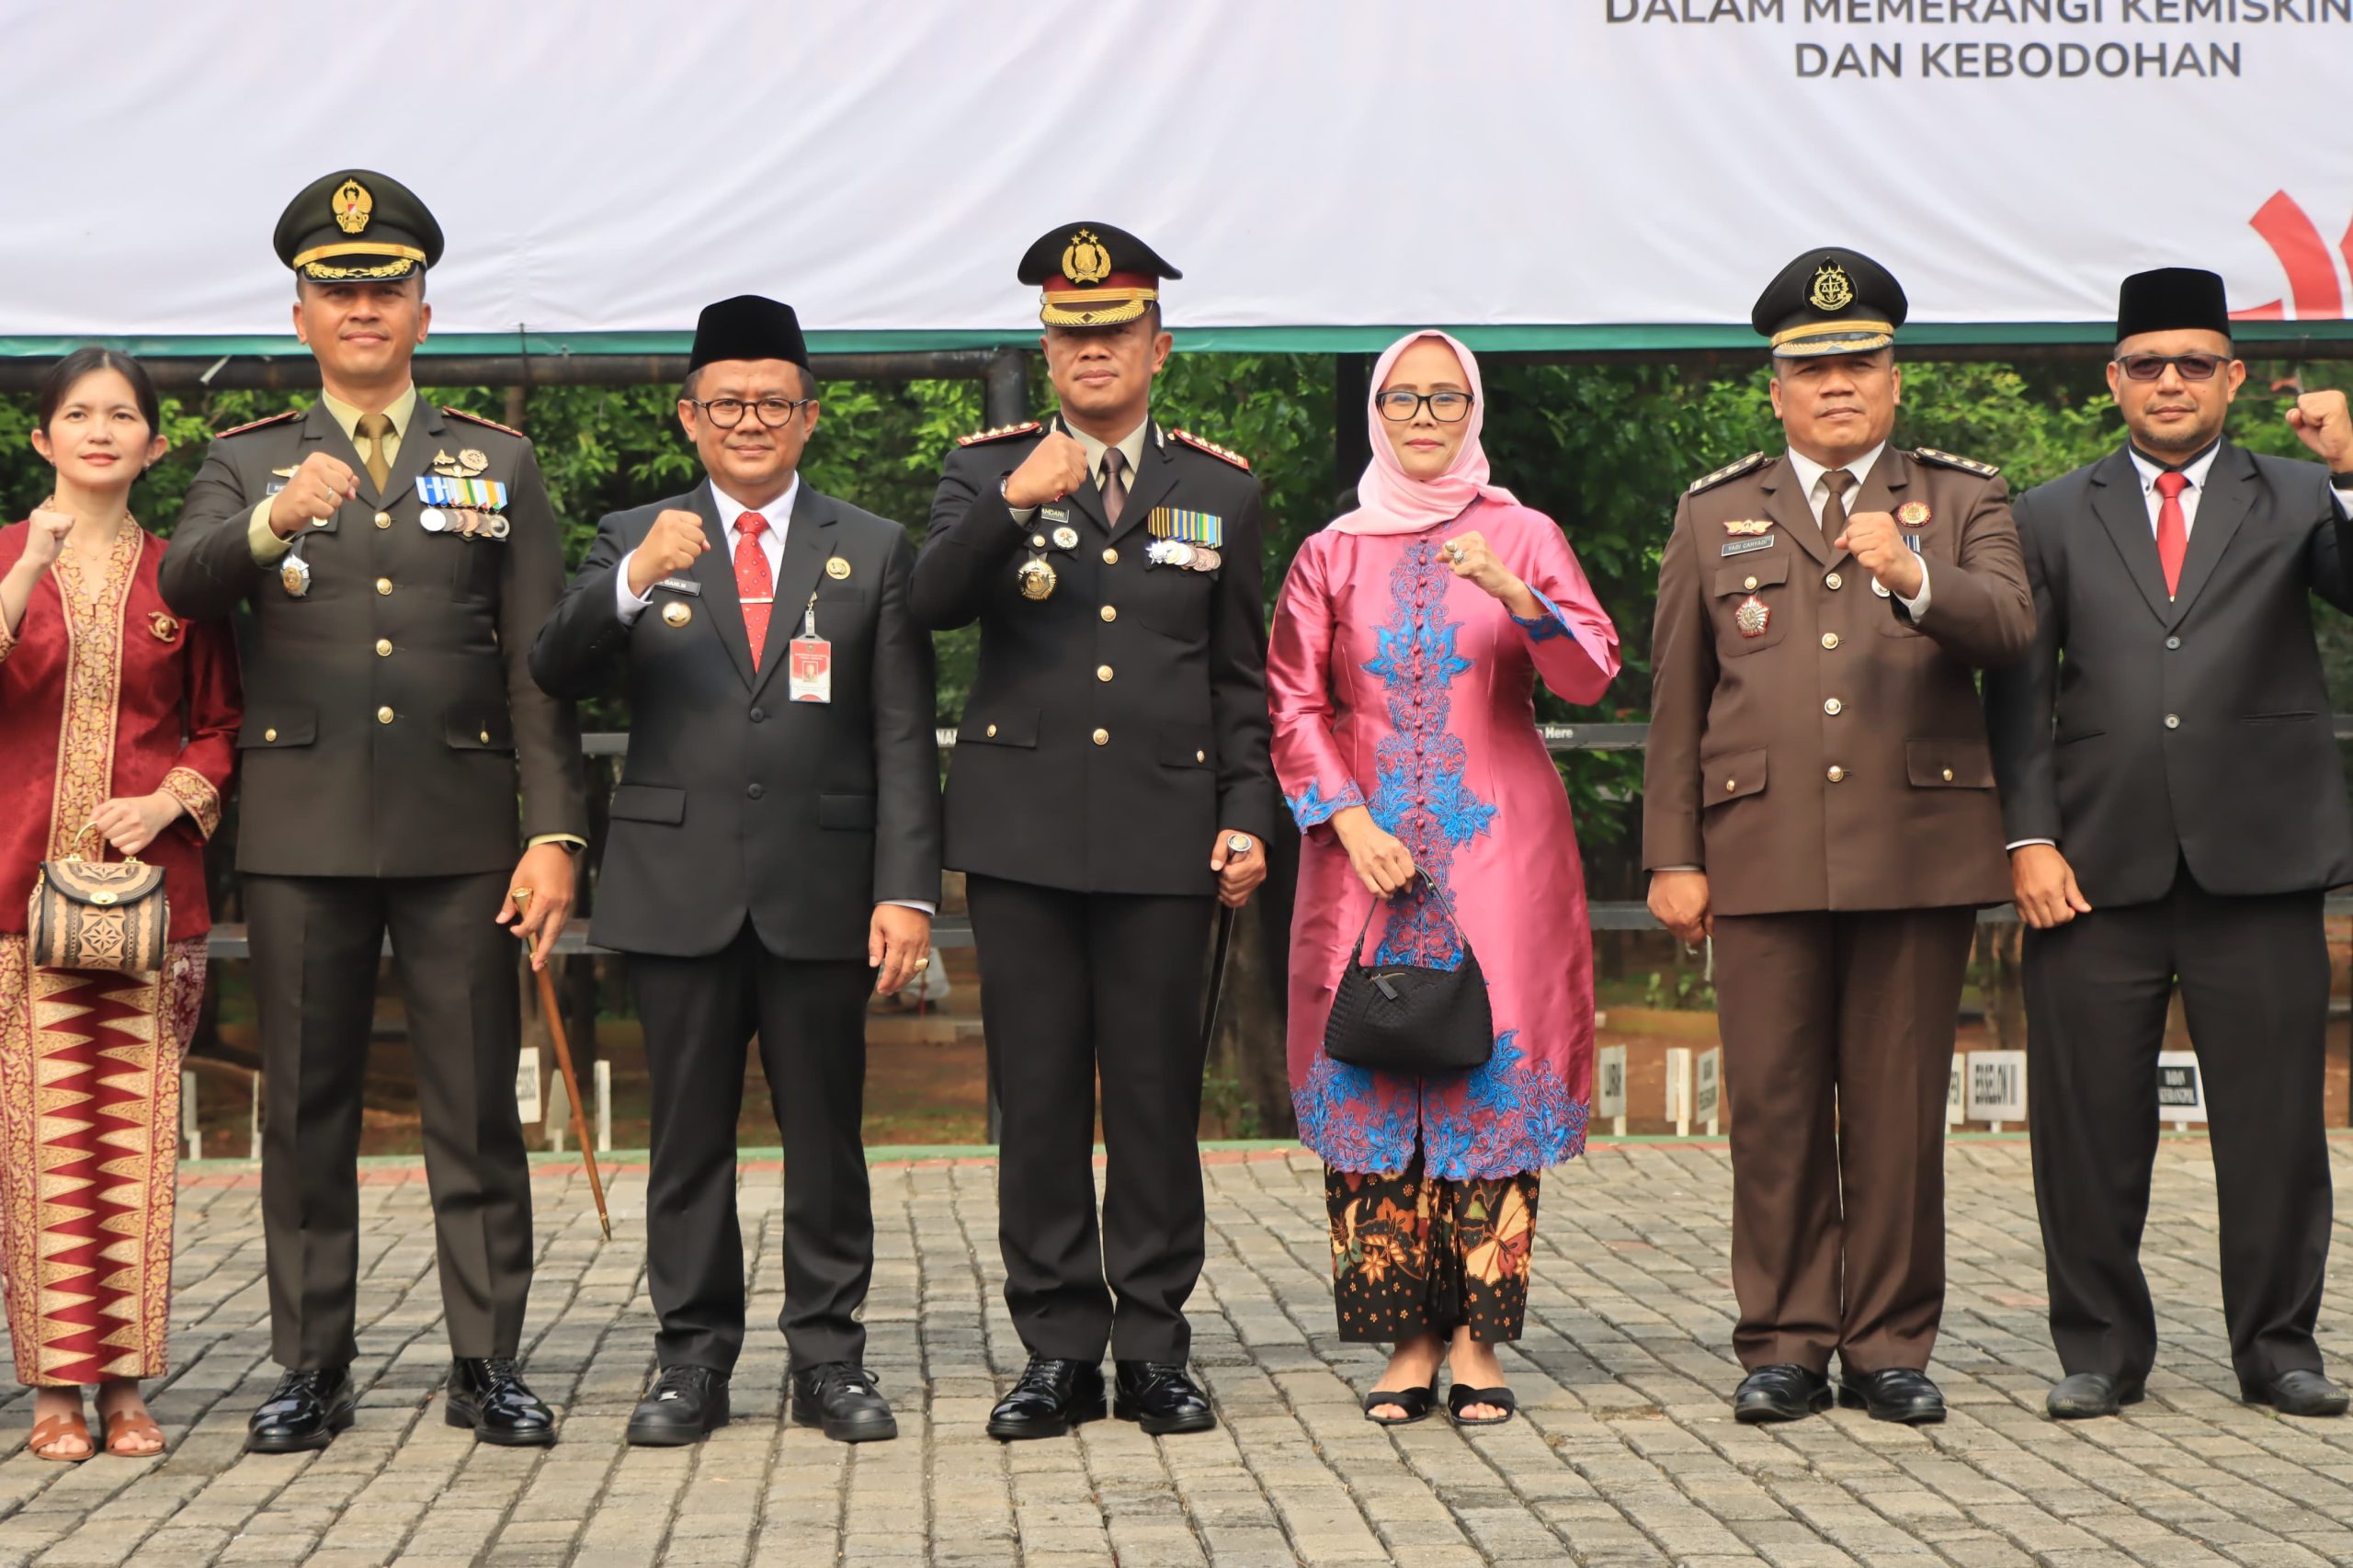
top-left (1326, 330), bottom-right (1518, 536)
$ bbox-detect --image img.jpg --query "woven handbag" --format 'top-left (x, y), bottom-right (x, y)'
top-left (28, 828), bottom-right (168, 974)
top-left (1323, 871), bottom-right (1494, 1074)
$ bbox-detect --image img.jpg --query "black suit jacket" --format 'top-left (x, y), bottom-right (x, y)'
top-left (160, 400), bottom-right (587, 876)
top-left (912, 416), bottom-right (1275, 896)
top-left (530, 480), bottom-right (940, 960)
top-left (1984, 441), bottom-right (2353, 906)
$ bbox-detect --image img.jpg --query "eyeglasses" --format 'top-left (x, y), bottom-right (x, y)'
top-left (1374, 390), bottom-right (1474, 423)
top-left (2117, 353), bottom-right (2229, 382)
top-left (691, 396), bottom-right (814, 428)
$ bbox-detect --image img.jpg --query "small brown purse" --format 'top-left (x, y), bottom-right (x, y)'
top-left (28, 828), bottom-right (169, 974)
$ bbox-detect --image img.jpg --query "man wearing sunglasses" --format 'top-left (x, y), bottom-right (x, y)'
top-left (1985, 267), bottom-right (2353, 1421)
top-left (531, 295), bottom-right (940, 1446)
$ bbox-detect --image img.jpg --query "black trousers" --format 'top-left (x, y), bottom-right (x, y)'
top-left (2023, 864), bottom-right (2333, 1392)
top-left (247, 870), bottom-right (533, 1369)
top-left (966, 875), bottom-right (1214, 1364)
top-left (629, 925), bottom-right (874, 1372)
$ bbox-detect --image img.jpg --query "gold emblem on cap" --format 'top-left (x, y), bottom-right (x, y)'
top-left (1898, 501), bottom-right (1931, 526)
top-left (662, 601), bottom-right (692, 628)
top-left (1809, 261), bottom-right (1855, 312)
top-left (825, 557), bottom-right (852, 580)
top-left (1062, 229), bottom-right (1111, 286)
top-left (333, 177), bottom-right (373, 235)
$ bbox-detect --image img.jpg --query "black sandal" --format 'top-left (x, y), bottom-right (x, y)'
top-left (1362, 1382), bottom-right (1438, 1426)
top-left (1447, 1384), bottom-right (1517, 1426)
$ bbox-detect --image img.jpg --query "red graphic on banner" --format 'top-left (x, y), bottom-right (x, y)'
top-left (2230, 192), bottom-right (2351, 322)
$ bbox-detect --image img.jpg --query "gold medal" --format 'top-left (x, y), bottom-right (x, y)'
top-left (1017, 556), bottom-right (1058, 601)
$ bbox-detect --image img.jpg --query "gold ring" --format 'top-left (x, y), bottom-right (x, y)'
top-left (914, 955), bottom-right (932, 970)
top-left (510, 887), bottom-right (534, 904)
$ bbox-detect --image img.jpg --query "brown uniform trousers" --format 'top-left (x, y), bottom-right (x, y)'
top-left (1643, 446), bottom-right (2033, 1374)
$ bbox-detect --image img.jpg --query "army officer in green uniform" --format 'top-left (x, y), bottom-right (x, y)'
top-left (159, 170), bottom-right (587, 1453)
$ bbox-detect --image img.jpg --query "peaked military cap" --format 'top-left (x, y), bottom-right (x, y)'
top-left (1752, 247), bottom-right (1907, 358)
top-left (1017, 222), bottom-right (1180, 327)
top-left (2116, 267), bottom-right (2231, 343)
top-left (688, 294), bottom-right (811, 372)
top-left (274, 169), bottom-right (442, 283)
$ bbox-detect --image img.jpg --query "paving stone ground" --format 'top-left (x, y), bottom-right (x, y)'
top-left (3, 1135), bottom-right (2351, 1567)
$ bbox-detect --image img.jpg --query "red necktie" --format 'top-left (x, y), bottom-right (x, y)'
top-left (734, 511), bottom-right (774, 666)
top-left (2154, 471), bottom-right (2189, 598)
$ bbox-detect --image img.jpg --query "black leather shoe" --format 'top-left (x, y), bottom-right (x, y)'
top-left (791, 1363), bottom-right (898, 1443)
top-left (1733, 1365), bottom-right (1832, 1424)
top-left (245, 1367), bottom-right (356, 1454)
top-left (1113, 1360), bottom-right (1216, 1436)
top-left (628, 1365), bottom-right (731, 1446)
top-left (2047, 1371), bottom-right (2144, 1420)
top-left (2244, 1369), bottom-right (2349, 1418)
top-left (1839, 1368), bottom-right (1947, 1425)
top-left (444, 1358), bottom-right (556, 1447)
top-left (986, 1357), bottom-right (1107, 1440)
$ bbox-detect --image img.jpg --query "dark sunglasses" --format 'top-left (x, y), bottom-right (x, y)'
top-left (2117, 353), bottom-right (2229, 382)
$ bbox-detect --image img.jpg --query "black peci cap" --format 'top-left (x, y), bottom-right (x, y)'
top-left (687, 295), bottom-right (811, 372)
top-left (1751, 247), bottom-right (1908, 358)
top-left (274, 170), bottom-right (442, 283)
top-left (2116, 267), bottom-right (2231, 343)
top-left (1017, 222), bottom-right (1181, 326)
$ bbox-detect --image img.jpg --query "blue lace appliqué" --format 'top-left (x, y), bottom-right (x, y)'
top-left (1285, 778), bottom-right (1367, 831)
top-left (1421, 1032), bottom-right (1589, 1178)
top-left (1513, 586), bottom-right (1577, 644)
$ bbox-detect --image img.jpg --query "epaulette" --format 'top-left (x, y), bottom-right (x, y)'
top-left (213, 410), bottom-right (301, 439)
top-left (1171, 428), bottom-right (1250, 470)
top-left (1688, 451), bottom-right (1766, 494)
top-left (1913, 447), bottom-right (1999, 478)
top-left (955, 421), bottom-right (1041, 447)
top-left (443, 406), bottom-right (525, 438)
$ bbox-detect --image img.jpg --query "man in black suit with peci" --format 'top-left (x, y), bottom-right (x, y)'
top-left (532, 296), bottom-right (940, 1445)
top-left (1984, 267), bottom-right (2353, 1421)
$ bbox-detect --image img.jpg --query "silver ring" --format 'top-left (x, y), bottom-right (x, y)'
top-left (1227, 834), bottom-right (1254, 855)
top-left (1446, 543), bottom-right (1464, 561)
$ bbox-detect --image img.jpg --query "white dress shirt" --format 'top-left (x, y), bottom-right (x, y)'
top-left (617, 476), bottom-right (797, 620)
top-left (1784, 441), bottom-right (1932, 616)
top-left (614, 476), bottom-right (935, 921)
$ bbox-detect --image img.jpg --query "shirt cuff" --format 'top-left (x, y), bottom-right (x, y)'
top-left (614, 549), bottom-right (654, 623)
top-left (884, 900), bottom-right (938, 916)
top-left (2333, 483), bottom-right (2353, 519)
top-left (1896, 556), bottom-right (1931, 617)
top-left (1000, 476), bottom-right (1039, 526)
top-left (2005, 839), bottom-right (2057, 851)
top-left (1511, 586), bottom-right (1577, 644)
top-left (527, 834), bottom-right (587, 852)
top-left (247, 498), bottom-right (294, 563)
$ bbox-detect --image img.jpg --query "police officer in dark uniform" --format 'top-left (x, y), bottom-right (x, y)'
top-left (160, 171), bottom-right (588, 1452)
top-left (913, 222), bottom-right (1275, 1438)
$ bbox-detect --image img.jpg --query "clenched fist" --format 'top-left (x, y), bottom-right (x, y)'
top-left (1835, 509), bottom-right (1925, 600)
top-left (2286, 388), bottom-right (2353, 472)
top-left (627, 509), bottom-right (711, 597)
top-left (21, 507), bottom-right (74, 572)
top-left (1003, 431), bottom-right (1090, 510)
top-left (267, 452), bottom-right (359, 540)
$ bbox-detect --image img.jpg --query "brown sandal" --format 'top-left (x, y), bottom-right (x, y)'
top-left (29, 1411), bottom-right (94, 1462)
top-left (101, 1407), bottom-right (165, 1458)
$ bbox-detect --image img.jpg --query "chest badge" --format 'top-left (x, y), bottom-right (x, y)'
top-left (1733, 596), bottom-right (1771, 638)
top-left (279, 555), bottom-right (313, 598)
top-left (1898, 500), bottom-right (1930, 527)
top-left (1017, 555), bottom-right (1058, 601)
top-left (662, 600), bottom-right (692, 628)
top-left (825, 557), bottom-right (852, 580)
top-left (1722, 518), bottom-right (1773, 537)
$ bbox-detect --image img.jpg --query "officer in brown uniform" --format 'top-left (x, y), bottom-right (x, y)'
top-left (160, 171), bottom-right (587, 1452)
top-left (1642, 249), bottom-right (2033, 1426)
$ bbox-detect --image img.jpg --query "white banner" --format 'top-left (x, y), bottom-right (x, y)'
top-left (1, 0), bottom-right (2349, 345)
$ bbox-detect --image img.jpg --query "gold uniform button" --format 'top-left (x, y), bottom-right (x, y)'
top-left (1091, 728), bottom-right (1109, 746)
top-left (1102, 548), bottom-right (1119, 564)
top-left (374, 639), bottom-right (392, 657)
top-left (1099, 605), bottom-right (1117, 623)
top-left (1743, 575), bottom-right (1758, 592)
top-left (375, 577), bottom-right (393, 597)
top-left (986, 723), bottom-right (998, 737)
top-left (480, 730), bottom-right (492, 744)
top-left (376, 706), bottom-right (395, 725)
top-left (1031, 535), bottom-right (1047, 548)
top-left (1724, 778), bottom-right (1737, 793)
top-left (1826, 765), bottom-right (1846, 782)
top-left (373, 511), bottom-right (392, 529)
top-left (1825, 572), bottom-right (1844, 590)
top-left (1196, 750), bottom-right (1207, 763)
top-left (1941, 767), bottom-right (1956, 782)
top-left (263, 727), bottom-right (278, 744)
top-left (1824, 698), bottom-right (1843, 716)
top-left (1097, 665), bottom-right (1114, 682)
top-left (1821, 631), bottom-right (1840, 650)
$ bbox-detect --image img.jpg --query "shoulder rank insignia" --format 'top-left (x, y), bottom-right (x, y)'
top-left (1688, 451), bottom-right (1766, 494)
top-left (443, 406), bottom-right (526, 438)
top-left (956, 421), bottom-right (1042, 447)
top-left (213, 409), bottom-right (301, 439)
top-left (1171, 428), bottom-right (1249, 470)
top-left (1913, 447), bottom-right (2000, 477)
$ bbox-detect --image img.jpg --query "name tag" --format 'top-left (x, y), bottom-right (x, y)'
top-left (788, 635), bottom-right (832, 703)
top-left (654, 576), bottom-right (701, 596)
top-left (1721, 535), bottom-right (1777, 557)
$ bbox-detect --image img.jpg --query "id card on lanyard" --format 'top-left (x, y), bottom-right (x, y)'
top-left (788, 588), bottom-right (832, 703)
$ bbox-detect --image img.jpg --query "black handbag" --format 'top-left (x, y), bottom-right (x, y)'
top-left (1323, 871), bottom-right (1495, 1074)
